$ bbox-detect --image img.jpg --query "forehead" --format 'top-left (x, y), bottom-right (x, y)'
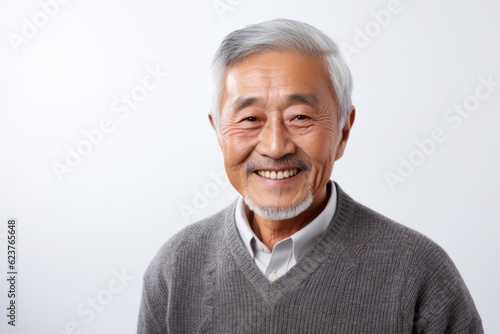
top-left (221, 50), bottom-right (333, 100)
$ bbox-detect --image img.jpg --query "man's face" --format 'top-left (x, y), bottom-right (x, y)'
top-left (212, 50), bottom-right (354, 221)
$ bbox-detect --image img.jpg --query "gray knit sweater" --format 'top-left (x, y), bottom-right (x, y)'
top-left (138, 183), bottom-right (483, 333)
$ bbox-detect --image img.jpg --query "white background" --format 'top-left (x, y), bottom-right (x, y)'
top-left (1, 0), bottom-right (499, 333)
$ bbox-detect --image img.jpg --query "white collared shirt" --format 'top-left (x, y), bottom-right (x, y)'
top-left (235, 181), bottom-right (337, 282)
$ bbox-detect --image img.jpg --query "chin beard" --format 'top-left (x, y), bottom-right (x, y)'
top-left (244, 186), bottom-right (313, 221)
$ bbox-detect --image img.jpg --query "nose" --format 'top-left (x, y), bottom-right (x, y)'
top-left (256, 116), bottom-right (296, 159)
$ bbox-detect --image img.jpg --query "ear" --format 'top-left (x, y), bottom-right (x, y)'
top-left (208, 113), bottom-right (222, 147)
top-left (334, 106), bottom-right (356, 161)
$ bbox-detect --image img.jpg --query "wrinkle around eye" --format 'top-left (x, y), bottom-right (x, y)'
top-left (221, 118), bottom-right (262, 136)
top-left (221, 124), bottom-right (261, 139)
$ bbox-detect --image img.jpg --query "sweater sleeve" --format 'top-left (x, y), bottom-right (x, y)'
top-left (137, 272), bottom-right (168, 333)
top-left (137, 244), bottom-right (171, 334)
top-left (402, 236), bottom-right (483, 334)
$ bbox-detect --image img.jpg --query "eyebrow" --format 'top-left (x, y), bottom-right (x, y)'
top-left (231, 93), bottom-right (321, 112)
top-left (232, 97), bottom-right (259, 111)
top-left (287, 93), bottom-right (321, 108)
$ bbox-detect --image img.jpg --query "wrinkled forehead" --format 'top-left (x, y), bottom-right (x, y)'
top-left (220, 51), bottom-right (336, 108)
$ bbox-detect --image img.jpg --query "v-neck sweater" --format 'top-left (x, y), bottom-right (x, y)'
top-left (138, 183), bottom-right (483, 333)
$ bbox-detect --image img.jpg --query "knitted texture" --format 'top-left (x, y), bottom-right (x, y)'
top-left (138, 183), bottom-right (483, 333)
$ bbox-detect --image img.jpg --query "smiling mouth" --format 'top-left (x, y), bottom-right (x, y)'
top-left (255, 168), bottom-right (300, 180)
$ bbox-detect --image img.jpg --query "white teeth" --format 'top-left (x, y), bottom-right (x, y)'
top-left (257, 168), bottom-right (299, 180)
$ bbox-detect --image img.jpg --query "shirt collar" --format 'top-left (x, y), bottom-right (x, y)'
top-left (235, 181), bottom-right (337, 261)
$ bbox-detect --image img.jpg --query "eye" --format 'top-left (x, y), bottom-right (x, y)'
top-left (294, 115), bottom-right (309, 120)
top-left (243, 116), bottom-right (258, 122)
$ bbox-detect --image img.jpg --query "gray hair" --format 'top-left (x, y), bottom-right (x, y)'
top-left (209, 18), bottom-right (353, 135)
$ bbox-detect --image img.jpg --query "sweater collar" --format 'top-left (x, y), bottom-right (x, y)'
top-left (224, 181), bottom-right (356, 302)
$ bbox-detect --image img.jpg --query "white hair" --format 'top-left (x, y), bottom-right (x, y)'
top-left (209, 18), bottom-right (353, 135)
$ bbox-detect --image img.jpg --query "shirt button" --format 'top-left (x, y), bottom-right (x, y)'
top-left (268, 272), bottom-right (279, 282)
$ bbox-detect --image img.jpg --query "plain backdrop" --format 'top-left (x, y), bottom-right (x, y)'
top-left (0, 0), bottom-right (499, 333)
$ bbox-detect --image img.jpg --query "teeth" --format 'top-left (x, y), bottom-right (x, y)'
top-left (257, 168), bottom-right (299, 180)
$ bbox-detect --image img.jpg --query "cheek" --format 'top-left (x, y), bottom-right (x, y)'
top-left (301, 127), bottom-right (337, 157)
top-left (221, 135), bottom-right (255, 170)
top-left (299, 131), bottom-right (337, 176)
top-left (310, 148), bottom-right (335, 176)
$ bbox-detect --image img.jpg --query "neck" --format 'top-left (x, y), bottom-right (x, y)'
top-left (246, 183), bottom-right (330, 250)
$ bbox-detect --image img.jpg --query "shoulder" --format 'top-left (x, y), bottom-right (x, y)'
top-left (144, 201), bottom-right (237, 281)
top-left (335, 183), bottom-right (470, 300)
top-left (335, 183), bottom-right (452, 267)
top-left (335, 183), bottom-right (483, 332)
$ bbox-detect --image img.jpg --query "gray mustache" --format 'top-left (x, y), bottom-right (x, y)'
top-left (245, 158), bottom-right (312, 175)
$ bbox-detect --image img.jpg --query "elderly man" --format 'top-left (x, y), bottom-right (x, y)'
top-left (138, 19), bottom-right (483, 333)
